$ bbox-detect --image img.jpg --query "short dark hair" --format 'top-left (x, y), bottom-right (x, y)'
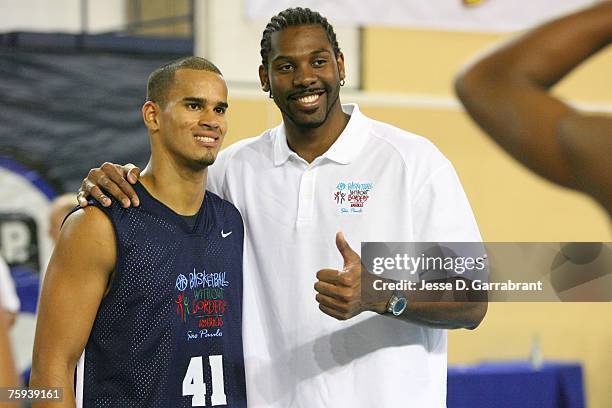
top-left (147, 56), bottom-right (222, 107)
top-left (260, 7), bottom-right (341, 68)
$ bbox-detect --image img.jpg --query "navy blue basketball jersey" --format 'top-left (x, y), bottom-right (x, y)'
top-left (76, 182), bottom-right (246, 408)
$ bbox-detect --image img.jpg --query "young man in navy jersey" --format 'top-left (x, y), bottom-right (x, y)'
top-left (30, 57), bottom-right (247, 407)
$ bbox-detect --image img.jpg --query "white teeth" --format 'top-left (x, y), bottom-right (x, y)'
top-left (298, 94), bottom-right (320, 103)
top-left (195, 136), bottom-right (215, 143)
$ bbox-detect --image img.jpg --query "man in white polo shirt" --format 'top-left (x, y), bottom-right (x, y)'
top-left (78, 7), bottom-right (486, 407)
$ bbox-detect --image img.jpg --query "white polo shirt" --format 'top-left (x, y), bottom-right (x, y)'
top-left (208, 104), bottom-right (481, 408)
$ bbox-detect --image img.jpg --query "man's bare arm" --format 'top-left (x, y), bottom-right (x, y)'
top-left (394, 294), bottom-right (487, 330)
top-left (454, 1), bottom-right (612, 213)
top-left (77, 163), bottom-right (141, 208)
top-left (558, 115), bottom-right (612, 213)
top-left (30, 207), bottom-right (116, 407)
top-left (315, 233), bottom-right (487, 329)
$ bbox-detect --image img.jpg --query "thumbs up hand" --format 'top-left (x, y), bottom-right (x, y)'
top-left (315, 232), bottom-right (388, 320)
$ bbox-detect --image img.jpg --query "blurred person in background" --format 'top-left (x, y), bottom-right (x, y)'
top-left (455, 0), bottom-right (612, 216)
top-left (0, 255), bottom-right (20, 329)
top-left (48, 194), bottom-right (78, 245)
top-left (0, 288), bottom-right (21, 408)
top-left (0, 301), bottom-right (20, 392)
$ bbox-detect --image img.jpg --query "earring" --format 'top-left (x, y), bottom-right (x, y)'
top-left (340, 79), bottom-right (345, 87)
top-left (268, 90), bottom-right (273, 99)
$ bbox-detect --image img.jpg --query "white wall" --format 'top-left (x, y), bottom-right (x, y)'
top-left (0, 0), bottom-right (125, 33)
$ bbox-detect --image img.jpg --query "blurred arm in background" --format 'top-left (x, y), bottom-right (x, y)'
top-left (455, 0), bottom-right (612, 215)
top-left (0, 297), bottom-right (20, 408)
top-left (0, 256), bottom-right (19, 328)
top-left (48, 193), bottom-right (78, 245)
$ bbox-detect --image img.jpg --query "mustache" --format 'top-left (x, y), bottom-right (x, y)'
top-left (288, 88), bottom-right (326, 99)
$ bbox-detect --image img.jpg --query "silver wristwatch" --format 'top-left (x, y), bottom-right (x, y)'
top-left (386, 291), bottom-right (407, 316)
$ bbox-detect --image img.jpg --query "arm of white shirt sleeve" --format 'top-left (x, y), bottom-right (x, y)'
top-left (411, 163), bottom-right (482, 243)
top-left (396, 164), bottom-right (487, 329)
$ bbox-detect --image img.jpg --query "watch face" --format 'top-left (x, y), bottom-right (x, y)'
top-left (393, 298), bottom-right (407, 315)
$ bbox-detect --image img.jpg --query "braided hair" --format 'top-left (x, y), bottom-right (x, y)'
top-left (260, 7), bottom-right (342, 68)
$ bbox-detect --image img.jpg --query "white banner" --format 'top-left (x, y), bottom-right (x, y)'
top-left (244, 0), bottom-right (596, 32)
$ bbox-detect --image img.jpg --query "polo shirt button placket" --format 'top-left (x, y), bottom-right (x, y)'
top-left (296, 166), bottom-right (318, 227)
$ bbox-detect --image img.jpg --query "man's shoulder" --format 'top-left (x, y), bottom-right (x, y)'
top-left (367, 117), bottom-right (435, 149)
top-left (365, 117), bottom-right (450, 168)
top-left (207, 129), bottom-right (275, 198)
top-left (209, 128), bottom-right (277, 192)
top-left (84, 196), bottom-right (136, 221)
top-left (217, 128), bottom-right (276, 161)
top-left (206, 190), bottom-right (241, 217)
top-left (66, 204), bottom-right (113, 226)
top-left (58, 205), bottom-right (115, 250)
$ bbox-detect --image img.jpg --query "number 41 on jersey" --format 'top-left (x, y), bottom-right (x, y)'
top-left (183, 355), bottom-right (227, 406)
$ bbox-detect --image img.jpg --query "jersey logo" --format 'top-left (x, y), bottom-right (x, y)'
top-left (333, 181), bottom-right (374, 214)
top-left (221, 230), bottom-right (232, 238)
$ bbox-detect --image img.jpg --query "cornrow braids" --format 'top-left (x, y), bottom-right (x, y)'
top-left (260, 7), bottom-right (341, 68)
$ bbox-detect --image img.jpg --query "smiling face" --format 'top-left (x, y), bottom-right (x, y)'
top-left (260, 24), bottom-right (345, 129)
top-left (144, 68), bottom-right (228, 170)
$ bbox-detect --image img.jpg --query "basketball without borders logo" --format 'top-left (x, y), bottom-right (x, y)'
top-left (334, 181), bottom-right (374, 214)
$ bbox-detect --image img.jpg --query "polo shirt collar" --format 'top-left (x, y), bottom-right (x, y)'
top-left (273, 104), bottom-right (370, 166)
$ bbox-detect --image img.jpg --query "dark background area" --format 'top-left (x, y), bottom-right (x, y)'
top-left (0, 32), bottom-right (192, 193)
